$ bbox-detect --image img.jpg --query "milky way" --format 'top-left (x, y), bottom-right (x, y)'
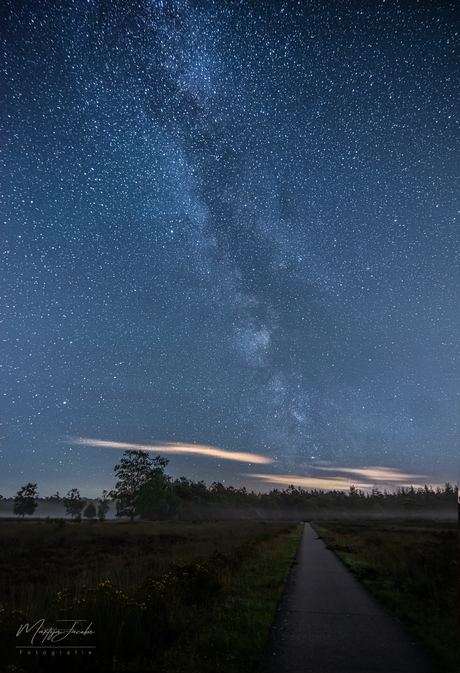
top-left (1, 0), bottom-right (458, 496)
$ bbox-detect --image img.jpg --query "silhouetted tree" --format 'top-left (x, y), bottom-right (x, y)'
top-left (136, 471), bottom-right (179, 520)
top-left (97, 490), bottom-right (111, 520)
top-left (83, 501), bottom-right (97, 520)
top-left (46, 491), bottom-right (61, 502)
top-left (13, 483), bottom-right (39, 519)
top-left (109, 450), bottom-right (170, 520)
top-left (63, 488), bottom-right (86, 519)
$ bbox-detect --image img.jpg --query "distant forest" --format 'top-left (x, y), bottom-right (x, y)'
top-left (2, 450), bottom-right (458, 521)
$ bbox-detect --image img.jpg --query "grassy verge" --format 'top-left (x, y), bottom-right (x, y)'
top-left (0, 519), bottom-right (302, 671)
top-left (311, 520), bottom-right (457, 673)
top-left (156, 522), bottom-right (303, 672)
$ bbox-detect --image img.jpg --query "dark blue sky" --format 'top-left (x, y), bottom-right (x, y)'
top-left (1, 0), bottom-right (458, 497)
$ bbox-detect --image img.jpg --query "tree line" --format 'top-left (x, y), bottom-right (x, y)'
top-left (3, 484), bottom-right (111, 521)
top-left (4, 450), bottom-right (458, 520)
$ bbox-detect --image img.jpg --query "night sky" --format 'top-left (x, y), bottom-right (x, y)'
top-left (2, 0), bottom-right (458, 498)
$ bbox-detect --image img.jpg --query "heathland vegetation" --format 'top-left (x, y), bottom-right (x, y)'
top-left (0, 519), bottom-right (302, 672)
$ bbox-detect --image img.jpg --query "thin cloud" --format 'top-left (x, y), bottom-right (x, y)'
top-left (249, 474), bottom-right (370, 490)
top-left (249, 467), bottom-right (443, 492)
top-left (313, 466), bottom-right (428, 482)
top-left (70, 438), bottom-right (273, 464)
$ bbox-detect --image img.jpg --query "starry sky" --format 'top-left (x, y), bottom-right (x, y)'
top-left (1, 0), bottom-right (458, 498)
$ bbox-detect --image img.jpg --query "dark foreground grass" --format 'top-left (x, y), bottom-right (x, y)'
top-left (311, 519), bottom-right (458, 673)
top-left (0, 519), bottom-right (302, 672)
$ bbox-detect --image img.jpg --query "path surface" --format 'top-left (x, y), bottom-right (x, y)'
top-left (259, 523), bottom-right (441, 673)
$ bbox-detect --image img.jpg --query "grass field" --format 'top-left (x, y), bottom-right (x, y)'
top-left (311, 519), bottom-right (458, 673)
top-left (0, 519), bottom-right (303, 672)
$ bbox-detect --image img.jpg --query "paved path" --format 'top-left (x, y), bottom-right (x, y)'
top-left (259, 523), bottom-right (441, 673)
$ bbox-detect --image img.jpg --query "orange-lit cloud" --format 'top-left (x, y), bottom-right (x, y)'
top-left (248, 474), bottom-right (368, 490)
top-left (70, 438), bottom-right (273, 464)
top-left (314, 466), bottom-right (428, 482)
top-left (249, 466), bottom-right (442, 492)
